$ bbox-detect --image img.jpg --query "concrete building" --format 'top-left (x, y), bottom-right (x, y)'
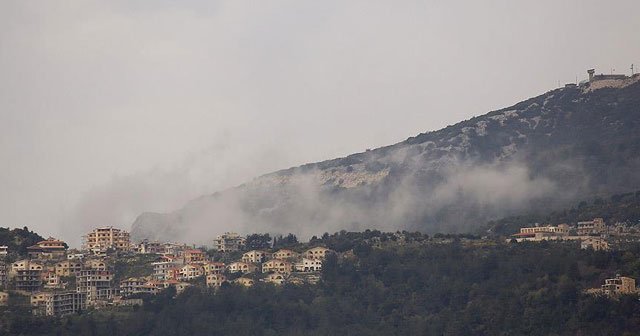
top-left (242, 250), bottom-right (271, 264)
top-left (262, 259), bottom-right (294, 275)
top-left (202, 262), bottom-right (225, 275)
top-left (265, 273), bottom-right (286, 285)
top-left (234, 277), bottom-right (255, 287)
top-left (206, 274), bottom-right (227, 288)
top-left (518, 224), bottom-right (570, 236)
top-left (27, 237), bottom-right (68, 260)
top-left (137, 240), bottom-right (163, 254)
top-left (577, 218), bottom-right (606, 236)
top-left (273, 249), bottom-right (299, 260)
top-left (0, 291), bottom-right (8, 306)
top-left (152, 257), bottom-right (183, 281)
top-left (179, 264), bottom-right (203, 280)
top-left (82, 227), bottom-right (131, 253)
top-left (581, 237), bottom-right (610, 251)
top-left (42, 271), bottom-right (62, 289)
top-left (295, 258), bottom-right (323, 272)
top-left (227, 261), bottom-right (258, 274)
top-left (76, 269), bottom-right (114, 303)
top-left (213, 232), bottom-right (246, 252)
top-left (55, 260), bottom-right (83, 277)
top-left (602, 276), bottom-right (636, 296)
top-left (12, 260), bottom-right (44, 292)
top-left (120, 277), bottom-right (147, 297)
top-left (183, 249), bottom-right (206, 264)
top-left (0, 246), bottom-right (7, 258)
top-left (84, 259), bottom-right (107, 271)
top-left (304, 247), bottom-right (333, 260)
top-left (32, 291), bottom-right (86, 316)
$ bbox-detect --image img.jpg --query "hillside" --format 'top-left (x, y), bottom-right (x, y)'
top-left (132, 76), bottom-right (640, 243)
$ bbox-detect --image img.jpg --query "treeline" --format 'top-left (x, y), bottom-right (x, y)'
top-left (0, 226), bottom-right (44, 258)
top-left (488, 190), bottom-right (640, 236)
top-left (3, 239), bottom-right (640, 335)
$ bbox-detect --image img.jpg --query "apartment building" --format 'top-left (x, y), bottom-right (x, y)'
top-left (77, 269), bottom-right (114, 303)
top-left (273, 249), bottom-right (299, 260)
top-left (83, 227), bottom-right (131, 253)
top-left (213, 232), bottom-right (246, 252)
top-left (27, 237), bottom-right (68, 260)
top-left (581, 237), bottom-right (610, 251)
top-left (577, 218), bottom-right (606, 235)
top-left (227, 261), bottom-right (258, 274)
top-left (602, 276), bottom-right (636, 296)
top-left (183, 249), bottom-right (206, 263)
top-left (242, 250), bottom-right (271, 264)
top-left (55, 260), bottom-right (83, 277)
top-left (262, 259), bottom-right (294, 275)
top-left (206, 274), bottom-right (227, 288)
top-left (304, 247), bottom-right (333, 260)
top-left (295, 258), bottom-right (323, 272)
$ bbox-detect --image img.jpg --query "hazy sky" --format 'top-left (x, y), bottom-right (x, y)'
top-left (1, 0), bottom-right (639, 242)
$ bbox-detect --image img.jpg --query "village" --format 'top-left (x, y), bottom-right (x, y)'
top-left (0, 228), bottom-right (334, 317)
top-left (0, 217), bottom-right (639, 318)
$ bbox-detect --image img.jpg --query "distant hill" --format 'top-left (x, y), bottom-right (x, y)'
top-left (132, 75), bottom-right (640, 243)
top-left (487, 190), bottom-right (640, 236)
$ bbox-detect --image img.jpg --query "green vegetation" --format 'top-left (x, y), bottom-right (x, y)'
top-left (488, 190), bottom-right (640, 236)
top-left (2, 236), bottom-right (640, 335)
top-left (112, 254), bottom-right (158, 282)
top-left (0, 226), bottom-right (45, 259)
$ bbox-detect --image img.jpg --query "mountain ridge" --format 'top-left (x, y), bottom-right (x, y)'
top-left (132, 75), bottom-right (640, 243)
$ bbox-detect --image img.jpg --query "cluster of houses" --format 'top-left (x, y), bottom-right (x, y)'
top-left (586, 275), bottom-right (638, 298)
top-left (0, 229), bottom-right (333, 317)
top-left (508, 217), bottom-right (640, 251)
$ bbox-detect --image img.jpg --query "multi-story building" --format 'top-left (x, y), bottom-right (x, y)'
top-left (55, 260), bottom-right (83, 277)
top-left (136, 240), bottom-right (163, 254)
top-left (27, 237), bottom-right (68, 260)
top-left (304, 247), bottom-right (333, 260)
top-left (577, 218), bottom-right (606, 235)
top-left (206, 274), bottom-right (227, 288)
top-left (183, 249), bottom-right (206, 264)
top-left (213, 232), bottom-right (246, 252)
top-left (84, 259), bottom-right (107, 271)
top-left (151, 257), bottom-right (183, 281)
top-left (517, 224), bottom-right (570, 235)
top-left (202, 262), bottom-right (225, 275)
top-left (227, 261), bottom-right (258, 274)
top-left (31, 291), bottom-right (86, 316)
top-left (273, 249), bottom-right (299, 260)
top-left (242, 250), bottom-right (270, 264)
top-left (0, 291), bottom-right (8, 306)
top-left (0, 246), bottom-right (8, 258)
top-left (262, 259), bottom-right (294, 275)
top-left (13, 260), bottom-right (43, 292)
top-left (76, 269), bottom-right (114, 303)
top-left (295, 258), bottom-right (323, 272)
top-left (602, 276), bottom-right (636, 296)
top-left (120, 277), bottom-right (147, 297)
top-left (42, 271), bottom-right (62, 289)
top-left (581, 237), bottom-right (610, 251)
top-left (82, 227), bottom-right (131, 253)
top-left (179, 264), bottom-right (203, 280)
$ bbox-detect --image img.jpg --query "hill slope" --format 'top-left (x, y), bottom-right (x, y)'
top-left (132, 76), bottom-right (640, 243)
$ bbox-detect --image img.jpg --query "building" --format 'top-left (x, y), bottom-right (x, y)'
top-left (242, 250), bottom-right (270, 264)
top-left (32, 291), bottom-right (86, 316)
top-left (577, 218), bottom-right (606, 236)
top-left (77, 269), bottom-right (114, 303)
top-left (137, 240), bottom-right (163, 254)
top-left (0, 291), bottom-right (8, 306)
top-left (262, 259), bottom-right (294, 275)
top-left (12, 260), bottom-right (44, 292)
top-left (82, 227), bottom-right (131, 253)
top-left (0, 246), bottom-right (7, 258)
top-left (55, 260), bottom-right (83, 277)
top-left (27, 237), bottom-right (68, 260)
top-left (213, 232), bottom-right (246, 252)
top-left (602, 276), bottom-right (637, 296)
top-left (265, 273), bottom-right (286, 285)
top-left (183, 249), bottom-right (206, 264)
top-left (304, 247), bottom-right (333, 260)
top-left (42, 271), bottom-right (62, 289)
top-left (179, 264), bottom-right (203, 280)
top-left (202, 262), bottom-right (225, 275)
top-left (518, 224), bottom-right (570, 235)
top-left (152, 257), bottom-right (183, 281)
top-left (234, 277), bottom-right (255, 287)
top-left (295, 258), bottom-right (323, 272)
top-left (206, 274), bottom-right (227, 288)
top-left (581, 237), bottom-right (610, 251)
top-left (84, 259), bottom-right (107, 271)
top-left (273, 249), bottom-right (299, 260)
top-left (67, 253), bottom-right (85, 260)
top-left (120, 277), bottom-right (147, 297)
top-left (227, 261), bottom-right (258, 274)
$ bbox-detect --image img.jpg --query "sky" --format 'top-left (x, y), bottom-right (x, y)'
top-left (1, 0), bottom-right (639, 245)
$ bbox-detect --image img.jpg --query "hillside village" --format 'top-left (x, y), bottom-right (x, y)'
top-left (0, 227), bottom-right (338, 316)
top-left (1, 212), bottom-right (640, 318)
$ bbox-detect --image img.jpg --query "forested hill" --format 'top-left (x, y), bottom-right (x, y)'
top-left (488, 190), bottom-right (640, 236)
top-left (132, 76), bottom-right (640, 243)
top-left (0, 226), bottom-right (44, 257)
